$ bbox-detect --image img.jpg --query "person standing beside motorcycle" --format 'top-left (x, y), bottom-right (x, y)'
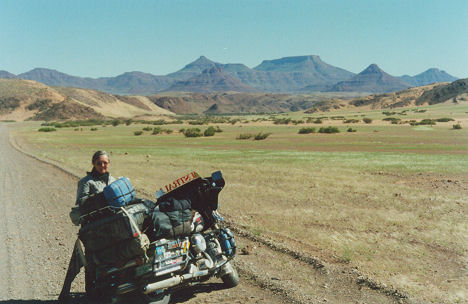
top-left (60, 150), bottom-right (116, 302)
top-left (69, 150), bottom-right (116, 225)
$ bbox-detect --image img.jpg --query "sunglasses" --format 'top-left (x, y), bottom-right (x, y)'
top-left (96, 161), bottom-right (109, 166)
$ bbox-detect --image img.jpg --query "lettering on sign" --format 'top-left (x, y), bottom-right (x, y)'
top-left (161, 171), bottom-right (200, 193)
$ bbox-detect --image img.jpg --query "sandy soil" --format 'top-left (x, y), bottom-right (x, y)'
top-left (0, 123), bottom-right (409, 304)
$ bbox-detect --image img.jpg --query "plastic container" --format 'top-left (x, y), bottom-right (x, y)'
top-left (103, 177), bottom-right (135, 208)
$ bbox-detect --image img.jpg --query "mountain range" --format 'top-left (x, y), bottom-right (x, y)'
top-left (1, 55), bottom-right (459, 95)
top-left (1, 76), bottom-right (466, 121)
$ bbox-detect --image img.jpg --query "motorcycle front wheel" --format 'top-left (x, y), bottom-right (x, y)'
top-left (140, 292), bottom-right (171, 304)
top-left (221, 263), bottom-right (240, 288)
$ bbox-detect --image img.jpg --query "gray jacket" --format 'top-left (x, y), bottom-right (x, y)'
top-left (70, 170), bottom-right (116, 225)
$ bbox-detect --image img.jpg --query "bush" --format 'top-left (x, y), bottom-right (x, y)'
top-left (134, 131), bottom-right (143, 136)
top-left (363, 118), bottom-right (372, 124)
top-left (453, 123), bottom-right (462, 130)
top-left (112, 120), bottom-right (120, 127)
top-left (90, 128), bottom-right (98, 131)
top-left (142, 126), bottom-right (153, 131)
top-left (298, 127), bottom-right (316, 134)
top-left (236, 133), bottom-right (253, 140)
top-left (319, 126), bottom-right (340, 133)
top-left (183, 128), bottom-right (202, 137)
top-left (347, 127), bottom-right (357, 132)
top-left (215, 126), bottom-right (223, 133)
top-left (254, 132), bottom-right (271, 140)
top-left (204, 126), bottom-right (216, 137)
top-left (344, 119), bottom-right (360, 123)
top-left (383, 117), bottom-right (401, 124)
top-left (38, 127), bottom-right (56, 132)
top-left (436, 118), bottom-right (455, 122)
top-left (418, 119), bottom-right (436, 125)
top-left (125, 119), bottom-right (133, 126)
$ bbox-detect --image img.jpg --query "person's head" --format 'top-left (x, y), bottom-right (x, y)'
top-left (92, 150), bottom-right (110, 175)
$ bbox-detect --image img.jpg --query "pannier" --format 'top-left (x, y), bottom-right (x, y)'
top-left (79, 202), bottom-right (152, 265)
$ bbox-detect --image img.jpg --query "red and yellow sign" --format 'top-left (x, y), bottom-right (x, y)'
top-left (161, 171), bottom-right (200, 193)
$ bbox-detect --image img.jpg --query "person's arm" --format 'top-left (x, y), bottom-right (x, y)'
top-left (76, 179), bottom-right (91, 206)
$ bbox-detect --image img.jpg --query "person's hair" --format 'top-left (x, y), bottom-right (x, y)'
top-left (92, 150), bottom-right (110, 164)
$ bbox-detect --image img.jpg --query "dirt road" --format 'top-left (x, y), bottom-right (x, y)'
top-left (0, 124), bottom-right (408, 304)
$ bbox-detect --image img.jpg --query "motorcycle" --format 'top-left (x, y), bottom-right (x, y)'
top-left (81, 171), bottom-right (239, 304)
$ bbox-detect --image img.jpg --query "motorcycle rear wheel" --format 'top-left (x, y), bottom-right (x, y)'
top-left (140, 292), bottom-right (171, 304)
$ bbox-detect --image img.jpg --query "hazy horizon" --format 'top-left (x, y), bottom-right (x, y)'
top-left (1, 0), bottom-right (467, 78)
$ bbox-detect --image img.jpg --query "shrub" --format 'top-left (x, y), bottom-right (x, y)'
top-left (152, 119), bottom-right (167, 125)
top-left (319, 126), bottom-right (340, 133)
top-left (298, 127), bottom-right (316, 134)
top-left (112, 120), bottom-right (120, 127)
top-left (188, 120), bottom-right (206, 125)
top-left (383, 117), bottom-right (401, 124)
top-left (254, 132), bottom-right (271, 140)
top-left (273, 118), bottom-right (292, 125)
top-left (134, 131), bottom-right (143, 136)
top-left (152, 127), bottom-right (162, 135)
top-left (236, 133), bottom-right (253, 140)
top-left (363, 118), bottom-right (372, 124)
top-left (38, 127), bottom-right (56, 132)
top-left (347, 127), bottom-right (357, 132)
top-left (125, 119), bottom-right (133, 126)
top-left (453, 123), bottom-right (462, 130)
top-left (418, 119), bottom-right (436, 125)
top-left (436, 118), bottom-right (455, 122)
top-left (204, 126), bottom-right (216, 137)
top-left (142, 127), bottom-right (153, 131)
top-left (215, 126), bottom-right (223, 132)
top-left (90, 128), bottom-right (98, 131)
top-left (183, 128), bottom-right (202, 137)
top-left (344, 119), bottom-right (360, 123)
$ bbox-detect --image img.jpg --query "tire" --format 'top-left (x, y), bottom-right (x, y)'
top-left (140, 292), bottom-right (171, 304)
top-left (221, 265), bottom-right (240, 288)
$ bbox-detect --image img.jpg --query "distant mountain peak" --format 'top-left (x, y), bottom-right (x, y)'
top-left (361, 64), bottom-right (383, 74)
top-left (188, 56), bottom-right (217, 67)
top-left (166, 65), bottom-right (255, 93)
top-left (329, 64), bottom-right (410, 93)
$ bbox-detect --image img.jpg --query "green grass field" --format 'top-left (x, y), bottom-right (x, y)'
top-left (11, 103), bottom-right (468, 303)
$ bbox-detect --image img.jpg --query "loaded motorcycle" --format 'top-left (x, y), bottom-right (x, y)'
top-left (68, 171), bottom-right (238, 304)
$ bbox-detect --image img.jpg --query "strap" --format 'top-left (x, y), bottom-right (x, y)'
top-left (120, 207), bottom-right (142, 236)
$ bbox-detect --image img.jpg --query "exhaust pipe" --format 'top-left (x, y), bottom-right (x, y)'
top-left (143, 270), bottom-right (209, 294)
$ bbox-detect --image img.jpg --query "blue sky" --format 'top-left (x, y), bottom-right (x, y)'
top-left (1, 0), bottom-right (467, 78)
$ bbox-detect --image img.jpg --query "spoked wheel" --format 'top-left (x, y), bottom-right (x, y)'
top-left (220, 262), bottom-right (240, 288)
top-left (140, 292), bottom-right (171, 304)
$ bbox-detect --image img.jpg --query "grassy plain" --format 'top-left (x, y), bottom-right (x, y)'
top-left (10, 102), bottom-right (468, 303)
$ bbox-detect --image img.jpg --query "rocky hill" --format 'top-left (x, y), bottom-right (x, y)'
top-left (0, 79), bottom-right (173, 121)
top-left (399, 68), bottom-right (459, 86)
top-left (148, 92), bottom-right (331, 114)
top-left (166, 66), bottom-right (256, 93)
top-left (333, 78), bottom-right (468, 110)
top-left (328, 64), bottom-right (411, 93)
top-left (415, 78), bottom-right (468, 105)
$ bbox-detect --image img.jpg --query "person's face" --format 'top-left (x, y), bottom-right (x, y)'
top-left (93, 155), bottom-right (110, 175)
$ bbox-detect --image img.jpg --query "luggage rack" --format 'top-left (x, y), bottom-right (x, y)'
top-left (80, 205), bottom-right (118, 223)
